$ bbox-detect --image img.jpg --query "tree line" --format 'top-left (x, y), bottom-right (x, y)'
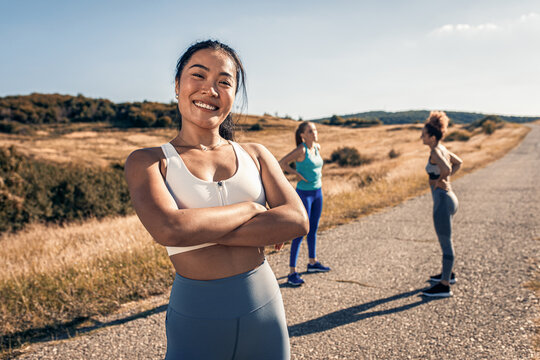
top-left (313, 110), bottom-right (539, 125)
top-left (0, 93), bottom-right (178, 133)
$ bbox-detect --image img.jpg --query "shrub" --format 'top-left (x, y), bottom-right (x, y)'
top-left (445, 130), bottom-right (471, 142)
top-left (0, 146), bottom-right (132, 233)
top-left (466, 115), bottom-right (504, 132)
top-left (154, 115), bottom-right (173, 128)
top-left (356, 169), bottom-right (387, 188)
top-left (388, 148), bottom-right (401, 159)
top-left (329, 115), bottom-right (345, 125)
top-left (345, 117), bottom-right (382, 128)
top-left (329, 146), bottom-right (372, 167)
top-left (482, 120), bottom-right (496, 135)
top-left (0, 120), bottom-right (19, 133)
top-left (249, 123), bottom-right (263, 131)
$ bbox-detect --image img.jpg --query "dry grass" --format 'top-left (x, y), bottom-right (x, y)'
top-left (0, 119), bottom-right (532, 357)
top-left (0, 115), bottom-right (297, 168)
top-left (0, 216), bottom-right (173, 355)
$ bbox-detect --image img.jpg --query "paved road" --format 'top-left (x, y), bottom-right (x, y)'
top-left (16, 126), bottom-right (539, 359)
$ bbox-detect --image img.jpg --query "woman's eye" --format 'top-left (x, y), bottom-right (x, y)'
top-left (192, 73), bottom-right (204, 79)
top-left (220, 81), bottom-right (232, 87)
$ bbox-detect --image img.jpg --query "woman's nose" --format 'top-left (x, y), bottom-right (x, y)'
top-left (201, 83), bottom-right (219, 97)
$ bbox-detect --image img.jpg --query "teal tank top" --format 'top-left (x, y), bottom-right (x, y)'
top-left (295, 143), bottom-right (323, 190)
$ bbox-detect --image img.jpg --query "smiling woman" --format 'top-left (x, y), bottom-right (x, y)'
top-left (124, 40), bottom-right (308, 359)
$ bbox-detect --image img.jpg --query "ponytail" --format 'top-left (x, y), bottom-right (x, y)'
top-left (295, 121), bottom-right (311, 146)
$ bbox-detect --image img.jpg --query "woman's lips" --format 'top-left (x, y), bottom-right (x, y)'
top-left (193, 100), bottom-right (218, 111)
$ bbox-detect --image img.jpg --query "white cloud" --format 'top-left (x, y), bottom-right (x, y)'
top-left (432, 22), bottom-right (498, 35)
top-left (431, 12), bottom-right (539, 36)
top-left (519, 12), bottom-right (539, 23)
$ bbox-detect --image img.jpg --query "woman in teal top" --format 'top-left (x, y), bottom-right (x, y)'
top-left (279, 121), bottom-right (331, 286)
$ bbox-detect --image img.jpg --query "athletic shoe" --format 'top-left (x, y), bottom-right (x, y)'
top-left (287, 272), bottom-right (305, 286)
top-left (422, 282), bottom-right (453, 297)
top-left (307, 261), bottom-right (331, 273)
top-left (429, 272), bottom-right (457, 284)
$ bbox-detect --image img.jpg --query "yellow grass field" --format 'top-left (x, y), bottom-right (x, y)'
top-left (0, 116), bottom-right (531, 356)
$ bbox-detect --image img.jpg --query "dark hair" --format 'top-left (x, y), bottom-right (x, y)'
top-left (424, 111), bottom-right (449, 141)
top-left (174, 40), bottom-right (247, 140)
top-left (295, 121), bottom-right (312, 146)
top-left (424, 123), bottom-right (442, 140)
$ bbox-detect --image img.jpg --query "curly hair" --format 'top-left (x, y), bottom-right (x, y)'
top-left (424, 111), bottom-right (450, 140)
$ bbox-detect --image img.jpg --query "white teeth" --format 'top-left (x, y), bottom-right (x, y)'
top-left (194, 101), bottom-right (217, 110)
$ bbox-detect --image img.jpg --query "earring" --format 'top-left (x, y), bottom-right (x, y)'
top-left (175, 93), bottom-right (179, 99)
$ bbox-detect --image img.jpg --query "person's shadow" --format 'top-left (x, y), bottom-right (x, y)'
top-left (288, 288), bottom-right (440, 337)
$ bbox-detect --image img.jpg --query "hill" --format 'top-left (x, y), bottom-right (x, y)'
top-left (310, 110), bottom-right (540, 125)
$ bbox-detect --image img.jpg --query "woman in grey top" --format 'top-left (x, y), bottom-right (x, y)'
top-left (420, 111), bottom-right (463, 297)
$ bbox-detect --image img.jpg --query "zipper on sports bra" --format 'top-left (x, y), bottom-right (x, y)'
top-left (216, 181), bottom-right (226, 206)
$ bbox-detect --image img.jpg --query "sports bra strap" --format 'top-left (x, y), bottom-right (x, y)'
top-left (161, 143), bottom-right (178, 159)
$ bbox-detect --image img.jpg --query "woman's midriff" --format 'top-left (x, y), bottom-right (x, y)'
top-left (429, 179), bottom-right (452, 192)
top-left (169, 245), bottom-right (266, 280)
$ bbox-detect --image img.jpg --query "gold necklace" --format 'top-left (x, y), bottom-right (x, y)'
top-left (174, 137), bottom-right (223, 151)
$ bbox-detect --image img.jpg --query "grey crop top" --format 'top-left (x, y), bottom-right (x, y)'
top-left (160, 141), bottom-right (266, 256)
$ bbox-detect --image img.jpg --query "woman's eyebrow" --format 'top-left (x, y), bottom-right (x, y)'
top-left (189, 64), bottom-right (209, 71)
top-left (189, 64), bottom-right (233, 78)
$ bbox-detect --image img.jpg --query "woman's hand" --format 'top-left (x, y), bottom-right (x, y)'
top-left (436, 178), bottom-right (450, 191)
top-left (252, 202), bottom-right (268, 214)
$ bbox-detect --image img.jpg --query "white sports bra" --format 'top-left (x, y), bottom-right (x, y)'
top-left (160, 141), bottom-right (266, 256)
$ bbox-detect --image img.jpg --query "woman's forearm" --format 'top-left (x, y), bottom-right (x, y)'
top-left (451, 163), bottom-right (461, 176)
top-left (156, 202), bottom-right (266, 247)
top-left (214, 205), bottom-right (309, 247)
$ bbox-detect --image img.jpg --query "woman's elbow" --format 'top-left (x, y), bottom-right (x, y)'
top-left (150, 221), bottom-right (189, 247)
top-left (150, 228), bottom-right (176, 247)
top-left (297, 207), bottom-right (310, 236)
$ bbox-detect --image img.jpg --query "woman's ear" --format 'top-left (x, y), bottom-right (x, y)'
top-left (175, 78), bottom-right (180, 95)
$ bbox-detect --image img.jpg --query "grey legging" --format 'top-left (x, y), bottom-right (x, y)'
top-left (165, 260), bottom-right (290, 360)
top-left (431, 187), bottom-right (459, 282)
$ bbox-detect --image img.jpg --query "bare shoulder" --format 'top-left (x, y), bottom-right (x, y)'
top-left (125, 147), bottom-right (164, 174)
top-left (433, 145), bottom-right (447, 158)
top-left (237, 142), bottom-right (269, 157)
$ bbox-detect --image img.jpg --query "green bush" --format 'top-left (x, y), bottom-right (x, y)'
top-left (0, 147), bottom-right (132, 233)
top-left (466, 115), bottom-right (505, 132)
top-left (155, 115), bottom-right (173, 128)
top-left (445, 130), bottom-right (471, 142)
top-left (482, 120), bottom-right (496, 134)
top-left (329, 147), bottom-right (372, 167)
top-left (0, 120), bottom-right (19, 133)
top-left (249, 123), bottom-right (264, 131)
top-left (388, 148), bottom-right (401, 159)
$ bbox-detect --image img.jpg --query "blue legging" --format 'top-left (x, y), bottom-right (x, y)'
top-left (290, 188), bottom-right (323, 268)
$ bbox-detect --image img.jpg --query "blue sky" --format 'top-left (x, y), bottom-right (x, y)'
top-left (1, 0), bottom-right (539, 119)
